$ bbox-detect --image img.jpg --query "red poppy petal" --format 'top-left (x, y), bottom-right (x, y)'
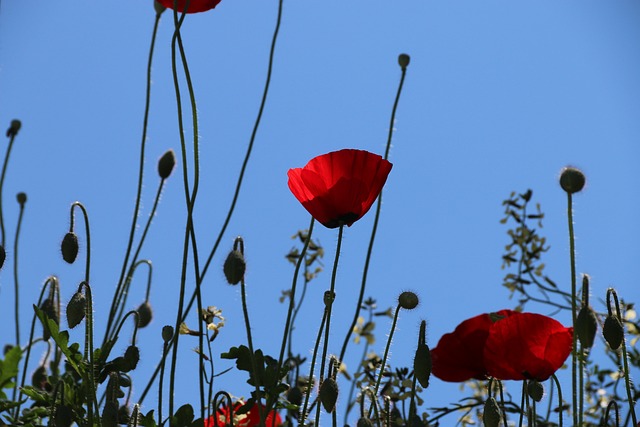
top-left (157, 0), bottom-right (221, 13)
top-left (484, 312), bottom-right (573, 381)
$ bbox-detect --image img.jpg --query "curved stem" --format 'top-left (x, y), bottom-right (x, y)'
top-left (338, 62), bottom-right (406, 364)
top-left (551, 374), bottom-right (563, 427)
top-left (104, 10), bottom-right (162, 346)
top-left (71, 202), bottom-right (91, 284)
top-left (0, 127), bottom-right (18, 248)
top-left (369, 304), bottom-right (402, 417)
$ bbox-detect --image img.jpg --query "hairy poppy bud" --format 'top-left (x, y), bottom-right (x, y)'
top-left (576, 306), bottom-right (598, 349)
top-left (123, 345), bottom-right (140, 371)
top-left (398, 291), bottom-right (419, 310)
top-left (483, 397), bottom-right (501, 427)
top-left (398, 53), bottom-right (410, 70)
top-left (287, 386), bottom-right (303, 406)
top-left (0, 245), bottom-right (5, 270)
top-left (603, 314), bottom-right (624, 350)
top-left (162, 325), bottom-right (174, 343)
top-left (67, 291), bottom-right (87, 328)
top-left (559, 167), bottom-right (586, 194)
top-left (31, 365), bottom-right (47, 390)
top-left (527, 380), bottom-right (544, 402)
top-left (40, 298), bottom-right (59, 340)
top-left (16, 192), bottom-right (27, 205)
top-left (136, 301), bottom-right (153, 328)
top-left (357, 417), bottom-right (374, 427)
top-left (61, 232), bottom-right (79, 264)
top-left (157, 149), bottom-right (176, 179)
top-left (414, 343), bottom-right (432, 388)
top-left (6, 119), bottom-right (21, 137)
top-left (118, 405), bottom-right (131, 424)
top-left (223, 249), bottom-right (246, 285)
top-left (319, 377), bottom-right (338, 413)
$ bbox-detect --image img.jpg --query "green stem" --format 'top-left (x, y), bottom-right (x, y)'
top-left (551, 374), bottom-right (563, 427)
top-left (0, 126), bottom-right (18, 248)
top-left (13, 196), bottom-right (25, 347)
top-left (566, 192), bottom-right (578, 427)
top-left (104, 10), bottom-right (162, 347)
top-left (369, 304), bottom-right (401, 416)
top-left (71, 202), bottom-right (91, 284)
top-left (299, 309), bottom-right (327, 425)
top-left (338, 61), bottom-right (406, 364)
top-left (80, 281), bottom-right (99, 425)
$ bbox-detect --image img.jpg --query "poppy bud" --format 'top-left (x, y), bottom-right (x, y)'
top-left (287, 386), bottom-right (303, 406)
top-left (483, 397), bottom-right (501, 427)
top-left (357, 417), bottom-right (374, 427)
top-left (40, 298), bottom-right (59, 340)
top-left (559, 167), bottom-right (586, 194)
top-left (61, 232), bottom-right (79, 264)
top-left (398, 53), bottom-right (411, 70)
top-left (16, 192), bottom-right (27, 206)
top-left (6, 119), bottom-right (21, 137)
top-left (31, 365), bottom-right (48, 390)
top-left (319, 377), bottom-right (338, 413)
top-left (575, 306), bottom-right (598, 348)
top-left (157, 149), bottom-right (176, 179)
top-left (414, 342), bottom-right (432, 389)
top-left (66, 291), bottom-right (87, 328)
top-left (323, 290), bottom-right (335, 307)
top-left (398, 291), bottom-right (419, 310)
top-left (118, 405), bottom-right (131, 424)
top-left (162, 325), bottom-right (174, 343)
top-left (123, 345), bottom-right (140, 371)
top-left (118, 374), bottom-right (132, 388)
top-left (603, 314), bottom-right (624, 350)
top-left (527, 380), bottom-right (544, 402)
top-left (136, 301), bottom-right (153, 328)
top-left (223, 249), bottom-right (246, 285)
top-left (0, 245), bottom-right (5, 270)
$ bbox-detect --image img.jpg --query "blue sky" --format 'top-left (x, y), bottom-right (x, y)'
top-left (1, 1), bottom-right (639, 424)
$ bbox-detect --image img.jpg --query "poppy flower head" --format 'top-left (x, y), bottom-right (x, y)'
top-left (431, 310), bottom-right (515, 382)
top-left (483, 312), bottom-right (573, 381)
top-left (156, 0), bottom-right (221, 13)
top-left (205, 402), bottom-right (282, 427)
top-left (287, 149), bottom-right (393, 228)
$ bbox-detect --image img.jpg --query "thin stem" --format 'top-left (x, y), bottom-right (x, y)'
top-left (71, 202), bottom-right (91, 284)
top-left (369, 304), bottom-right (401, 417)
top-left (565, 192), bottom-right (578, 427)
top-left (551, 374), bottom-right (563, 427)
top-left (80, 281), bottom-right (99, 425)
top-left (338, 60), bottom-right (406, 364)
top-left (300, 309), bottom-right (328, 425)
top-left (13, 196), bottom-right (25, 347)
top-left (498, 380), bottom-right (508, 427)
top-left (0, 126), bottom-right (18, 247)
top-left (104, 10), bottom-right (162, 346)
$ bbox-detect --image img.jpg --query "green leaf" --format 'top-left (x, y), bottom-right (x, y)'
top-left (0, 345), bottom-right (22, 389)
top-left (171, 404), bottom-right (194, 427)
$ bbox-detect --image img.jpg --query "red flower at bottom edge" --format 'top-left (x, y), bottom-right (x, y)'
top-left (483, 312), bottom-right (573, 381)
top-left (287, 149), bottom-right (393, 229)
top-left (431, 310), bottom-right (516, 382)
top-left (204, 402), bottom-right (282, 427)
top-left (156, 0), bottom-right (221, 13)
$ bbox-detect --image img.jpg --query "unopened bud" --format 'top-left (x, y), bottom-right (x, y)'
top-left (61, 232), bottom-right (79, 264)
top-left (67, 291), bottom-right (87, 328)
top-left (603, 314), bottom-right (624, 350)
top-left (162, 325), bottom-right (174, 343)
top-left (413, 342), bottom-right (431, 388)
top-left (319, 377), bottom-right (339, 413)
top-left (123, 345), bottom-right (140, 371)
top-left (398, 291), bottom-right (419, 310)
top-left (223, 250), bottom-right (246, 285)
top-left (483, 397), bottom-right (501, 427)
top-left (6, 119), bottom-right (21, 137)
top-left (398, 53), bottom-right (410, 70)
top-left (527, 380), bottom-right (544, 402)
top-left (40, 298), bottom-right (59, 340)
top-left (559, 167), bottom-right (586, 194)
top-left (16, 192), bottom-right (27, 205)
top-left (576, 306), bottom-right (598, 349)
top-left (136, 301), bottom-right (153, 328)
top-left (157, 149), bottom-right (176, 179)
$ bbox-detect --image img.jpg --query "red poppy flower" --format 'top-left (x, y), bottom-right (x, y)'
top-left (483, 312), bottom-right (573, 381)
top-left (204, 402), bottom-right (282, 427)
top-left (287, 149), bottom-right (393, 228)
top-left (156, 0), bottom-right (221, 13)
top-left (431, 310), bottom-right (516, 382)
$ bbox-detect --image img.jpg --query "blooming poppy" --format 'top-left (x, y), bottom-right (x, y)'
top-left (431, 310), bottom-right (516, 382)
top-left (205, 402), bottom-right (282, 427)
top-left (483, 312), bottom-right (573, 381)
top-left (287, 149), bottom-right (393, 228)
top-left (156, 0), bottom-right (221, 13)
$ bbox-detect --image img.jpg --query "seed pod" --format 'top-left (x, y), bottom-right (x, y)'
top-left (157, 149), bottom-right (176, 179)
top-left (559, 167), bottom-right (586, 194)
top-left (398, 53), bottom-right (411, 69)
top-left (223, 250), bottom-right (246, 285)
top-left (575, 306), bottom-right (598, 348)
top-left (16, 192), bottom-right (27, 205)
top-left (319, 377), bottom-right (339, 413)
top-left (66, 291), bottom-right (87, 329)
top-left (61, 232), bottom-right (79, 264)
top-left (527, 380), bottom-right (544, 402)
top-left (603, 314), bottom-right (624, 350)
top-left (136, 301), bottom-right (153, 328)
top-left (483, 397), bottom-right (501, 427)
top-left (398, 291), bottom-right (419, 310)
top-left (413, 342), bottom-right (432, 388)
